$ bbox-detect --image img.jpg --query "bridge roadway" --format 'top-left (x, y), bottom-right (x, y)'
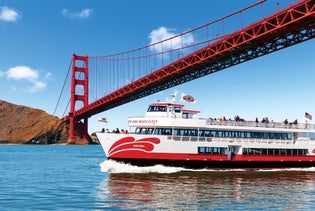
top-left (68, 0), bottom-right (315, 122)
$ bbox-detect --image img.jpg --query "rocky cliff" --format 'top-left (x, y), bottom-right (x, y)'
top-left (0, 100), bottom-right (92, 144)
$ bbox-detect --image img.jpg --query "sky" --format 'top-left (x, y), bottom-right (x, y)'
top-left (0, 0), bottom-right (314, 134)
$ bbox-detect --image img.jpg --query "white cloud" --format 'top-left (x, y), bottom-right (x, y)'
top-left (28, 81), bottom-right (46, 93)
top-left (78, 9), bottom-right (92, 18)
top-left (6, 66), bottom-right (38, 81)
top-left (4, 66), bottom-right (48, 93)
top-left (0, 6), bottom-right (20, 22)
top-left (149, 26), bottom-right (194, 53)
top-left (61, 8), bottom-right (92, 19)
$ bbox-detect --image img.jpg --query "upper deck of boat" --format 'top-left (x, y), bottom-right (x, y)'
top-left (206, 118), bottom-right (314, 131)
top-left (132, 101), bottom-right (315, 132)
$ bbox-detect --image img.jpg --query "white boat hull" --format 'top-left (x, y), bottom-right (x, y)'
top-left (97, 133), bottom-right (315, 169)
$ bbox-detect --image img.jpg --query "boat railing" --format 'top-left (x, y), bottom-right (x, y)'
top-left (206, 119), bottom-right (314, 130)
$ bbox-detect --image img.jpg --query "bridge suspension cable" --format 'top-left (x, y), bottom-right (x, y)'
top-left (88, 0), bottom-right (268, 103)
top-left (53, 59), bottom-right (72, 117)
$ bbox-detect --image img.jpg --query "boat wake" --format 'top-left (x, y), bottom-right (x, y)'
top-left (99, 160), bottom-right (315, 174)
top-left (256, 167), bottom-right (315, 172)
top-left (100, 160), bottom-right (186, 174)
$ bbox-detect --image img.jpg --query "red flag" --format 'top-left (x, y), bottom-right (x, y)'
top-left (305, 112), bottom-right (312, 120)
top-left (180, 93), bottom-right (196, 103)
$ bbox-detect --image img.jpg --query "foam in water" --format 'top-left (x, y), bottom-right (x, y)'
top-left (100, 160), bottom-right (315, 174)
top-left (256, 167), bottom-right (315, 172)
top-left (100, 160), bottom-right (186, 174)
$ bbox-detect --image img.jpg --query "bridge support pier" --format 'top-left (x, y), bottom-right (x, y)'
top-left (68, 54), bottom-right (89, 144)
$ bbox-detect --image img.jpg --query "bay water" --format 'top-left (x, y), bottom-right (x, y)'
top-left (0, 144), bottom-right (314, 210)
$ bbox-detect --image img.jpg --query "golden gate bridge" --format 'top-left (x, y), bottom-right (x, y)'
top-left (54, 0), bottom-right (315, 144)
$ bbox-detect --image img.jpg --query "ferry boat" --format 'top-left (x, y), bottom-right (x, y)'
top-left (97, 93), bottom-right (315, 169)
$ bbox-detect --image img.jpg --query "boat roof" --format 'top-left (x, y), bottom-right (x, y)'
top-left (182, 109), bottom-right (200, 114)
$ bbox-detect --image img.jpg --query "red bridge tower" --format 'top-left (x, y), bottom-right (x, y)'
top-left (68, 54), bottom-right (89, 144)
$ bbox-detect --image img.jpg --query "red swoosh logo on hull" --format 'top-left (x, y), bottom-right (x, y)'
top-left (108, 137), bottom-right (160, 157)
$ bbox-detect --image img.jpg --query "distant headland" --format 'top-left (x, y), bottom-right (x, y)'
top-left (0, 100), bottom-right (97, 144)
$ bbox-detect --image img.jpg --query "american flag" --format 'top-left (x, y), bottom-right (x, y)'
top-left (98, 117), bottom-right (108, 123)
top-left (305, 112), bottom-right (312, 120)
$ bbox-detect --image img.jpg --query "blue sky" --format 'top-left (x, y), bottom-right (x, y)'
top-left (0, 0), bottom-right (314, 133)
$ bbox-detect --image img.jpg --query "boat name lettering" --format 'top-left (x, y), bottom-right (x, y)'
top-left (129, 119), bottom-right (158, 124)
top-left (133, 144), bottom-right (145, 148)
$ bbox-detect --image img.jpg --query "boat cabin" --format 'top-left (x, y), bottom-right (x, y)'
top-left (146, 102), bottom-right (200, 119)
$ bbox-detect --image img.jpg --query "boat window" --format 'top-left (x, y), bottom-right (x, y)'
top-left (204, 130), bottom-right (210, 137)
top-left (213, 147), bottom-right (220, 154)
top-left (269, 133), bottom-right (275, 139)
top-left (255, 149), bottom-right (262, 155)
top-left (287, 133), bottom-right (292, 139)
top-left (154, 128), bottom-right (161, 135)
top-left (287, 149), bottom-right (293, 156)
top-left (205, 147), bottom-right (212, 154)
top-left (173, 129), bottom-right (179, 136)
top-left (174, 107), bottom-right (181, 113)
top-left (147, 106), bottom-right (167, 112)
top-left (263, 132), bottom-right (269, 139)
top-left (281, 133), bottom-right (287, 140)
top-left (183, 112), bottom-right (193, 119)
top-left (198, 147), bottom-right (206, 154)
top-left (279, 149), bottom-right (286, 155)
top-left (135, 128), bottom-right (154, 134)
top-left (298, 149), bottom-right (305, 156)
top-left (262, 148), bottom-right (268, 155)
top-left (198, 147), bottom-right (227, 155)
top-left (161, 128), bottom-right (172, 135)
top-left (149, 127), bottom-right (293, 140)
top-left (198, 130), bottom-right (204, 136)
top-left (135, 128), bottom-right (141, 134)
top-left (243, 148), bottom-right (308, 156)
